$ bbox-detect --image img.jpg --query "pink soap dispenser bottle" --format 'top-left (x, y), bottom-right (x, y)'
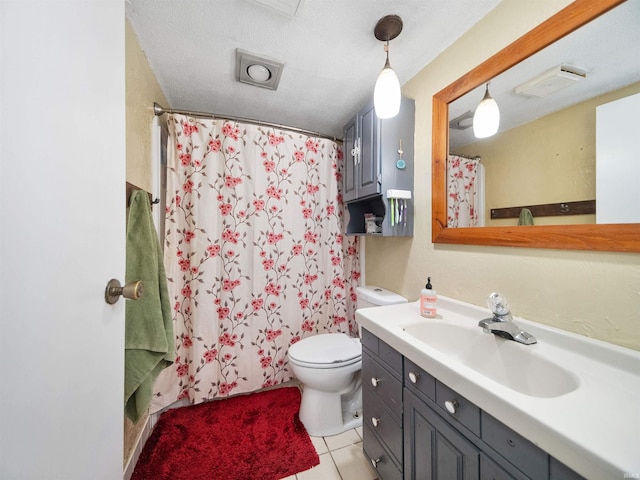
top-left (420, 277), bottom-right (437, 318)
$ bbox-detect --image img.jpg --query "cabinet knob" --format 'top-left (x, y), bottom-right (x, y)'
top-left (370, 457), bottom-right (380, 469)
top-left (372, 417), bottom-right (381, 427)
top-left (444, 399), bottom-right (459, 415)
top-left (352, 138), bottom-right (361, 164)
top-left (408, 371), bottom-right (420, 384)
top-left (370, 377), bottom-right (381, 387)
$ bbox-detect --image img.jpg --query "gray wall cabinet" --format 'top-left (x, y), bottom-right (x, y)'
top-left (361, 329), bottom-right (586, 480)
top-left (343, 98), bottom-right (414, 236)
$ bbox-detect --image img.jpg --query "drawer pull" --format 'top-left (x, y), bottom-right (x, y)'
top-left (370, 457), bottom-right (380, 469)
top-left (372, 417), bottom-right (381, 427)
top-left (444, 399), bottom-right (459, 415)
top-left (408, 371), bottom-right (420, 384)
top-left (371, 377), bottom-right (381, 387)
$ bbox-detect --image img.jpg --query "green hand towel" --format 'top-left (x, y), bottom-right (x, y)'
top-left (124, 190), bottom-right (174, 422)
top-left (518, 208), bottom-right (534, 226)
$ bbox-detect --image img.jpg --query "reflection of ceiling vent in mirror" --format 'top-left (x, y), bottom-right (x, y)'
top-left (515, 64), bottom-right (587, 98)
top-left (449, 111), bottom-right (474, 130)
top-left (249, 0), bottom-right (305, 17)
top-left (236, 49), bottom-right (284, 90)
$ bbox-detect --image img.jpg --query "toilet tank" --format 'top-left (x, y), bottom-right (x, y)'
top-left (356, 285), bottom-right (407, 309)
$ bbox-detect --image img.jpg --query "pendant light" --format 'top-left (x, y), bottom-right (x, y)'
top-left (373, 15), bottom-right (403, 119)
top-left (473, 83), bottom-right (500, 138)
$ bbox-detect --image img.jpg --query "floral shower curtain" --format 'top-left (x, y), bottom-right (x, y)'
top-left (150, 114), bottom-right (360, 412)
top-left (447, 154), bottom-right (482, 227)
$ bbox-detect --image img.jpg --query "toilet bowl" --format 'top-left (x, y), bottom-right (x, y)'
top-left (289, 333), bottom-right (362, 437)
top-left (288, 286), bottom-right (407, 437)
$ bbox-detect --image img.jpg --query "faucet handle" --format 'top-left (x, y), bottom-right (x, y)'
top-left (487, 292), bottom-right (510, 317)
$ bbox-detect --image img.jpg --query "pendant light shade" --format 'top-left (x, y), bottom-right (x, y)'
top-left (473, 83), bottom-right (500, 138)
top-left (374, 57), bottom-right (401, 119)
top-left (373, 15), bottom-right (403, 119)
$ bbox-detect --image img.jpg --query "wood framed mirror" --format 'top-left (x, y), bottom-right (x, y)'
top-left (432, 0), bottom-right (640, 252)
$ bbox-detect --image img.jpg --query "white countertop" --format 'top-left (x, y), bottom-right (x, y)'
top-left (356, 296), bottom-right (640, 479)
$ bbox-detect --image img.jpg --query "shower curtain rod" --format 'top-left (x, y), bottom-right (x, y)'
top-left (153, 103), bottom-right (340, 143)
top-left (450, 152), bottom-right (481, 161)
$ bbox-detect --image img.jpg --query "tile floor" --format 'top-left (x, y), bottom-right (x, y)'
top-left (281, 426), bottom-right (379, 480)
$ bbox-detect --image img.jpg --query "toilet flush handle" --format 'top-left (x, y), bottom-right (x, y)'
top-left (370, 377), bottom-right (381, 387)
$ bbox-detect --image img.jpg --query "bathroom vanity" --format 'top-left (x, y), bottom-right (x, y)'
top-left (357, 297), bottom-right (640, 479)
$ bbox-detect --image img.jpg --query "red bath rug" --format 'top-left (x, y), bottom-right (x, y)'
top-left (131, 387), bottom-right (319, 480)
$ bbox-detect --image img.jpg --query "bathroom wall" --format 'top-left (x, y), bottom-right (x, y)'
top-left (365, 0), bottom-right (640, 352)
top-left (126, 19), bottom-right (167, 193)
top-left (124, 18), bottom-right (168, 473)
top-left (456, 82), bottom-right (640, 227)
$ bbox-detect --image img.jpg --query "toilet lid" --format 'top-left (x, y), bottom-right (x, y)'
top-left (288, 333), bottom-right (361, 366)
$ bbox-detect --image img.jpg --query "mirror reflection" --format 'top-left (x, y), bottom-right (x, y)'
top-left (447, 0), bottom-right (640, 228)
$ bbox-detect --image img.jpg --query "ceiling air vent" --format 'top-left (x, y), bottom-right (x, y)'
top-left (236, 49), bottom-right (284, 91)
top-left (515, 64), bottom-right (588, 98)
top-left (249, 0), bottom-right (305, 18)
top-left (449, 110), bottom-right (474, 130)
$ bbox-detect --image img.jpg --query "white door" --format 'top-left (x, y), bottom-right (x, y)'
top-left (1, 2), bottom-right (125, 479)
top-left (596, 92), bottom-right (640, 224)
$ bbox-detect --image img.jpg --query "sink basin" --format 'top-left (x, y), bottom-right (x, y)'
top-left (403, 322), bottom-right (580, 398)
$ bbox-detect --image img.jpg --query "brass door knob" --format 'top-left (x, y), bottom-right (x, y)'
top-left (104, 279), bottom-right (144, 304)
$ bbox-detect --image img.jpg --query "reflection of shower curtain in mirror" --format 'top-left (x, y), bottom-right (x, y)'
top-left (447, 155), bottom-right (484, 227)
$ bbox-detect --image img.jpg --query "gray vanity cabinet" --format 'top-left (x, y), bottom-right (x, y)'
top-left (361, 329), bottom-right (403, 480)
top-left (403, 357), bottom-right (586, 480)
top-left (405, 388), bottom-right (480, 479)
top-left (361, 329), bottom-right (586, 480)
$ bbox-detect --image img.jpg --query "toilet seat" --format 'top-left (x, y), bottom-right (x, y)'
top-left (288, 333), bottom-right (361, 369)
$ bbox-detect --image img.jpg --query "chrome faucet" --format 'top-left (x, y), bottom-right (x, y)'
top-left (478, 293), bottom-right (537, 345)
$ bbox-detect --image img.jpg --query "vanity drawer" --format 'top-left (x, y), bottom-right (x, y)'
top-left (404, 357), bottom-right (436, 401)
top-left (378, 339), bottom-right (403, 375)
top-left (363, 385), bottom-right (403, 464)
top-left (435, 380), bottom-right (481, 437)
top-left (480, 453), bottom-right (530, 480)
top-left (482, 412), bottom-right (548, 480)
top-left (361, 328), bottom-right (403, 376)
top-left (549, 457), bottom-right (586, 480)
top-left (362, 352), bottom-right (403, 418)
top-left (361, 328), bottom-right (379, 352)
top-left (363, 423), bottom-right (403, 480)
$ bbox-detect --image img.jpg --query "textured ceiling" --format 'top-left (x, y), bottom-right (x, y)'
top-left (125, 0), bottom-right (501, 138)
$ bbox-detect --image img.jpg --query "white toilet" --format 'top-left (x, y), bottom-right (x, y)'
top-left (288, 285), bottom-right (407, 437)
